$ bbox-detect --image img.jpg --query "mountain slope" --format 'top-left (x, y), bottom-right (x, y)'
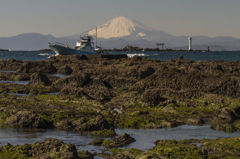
top-left (86, 16), bottom-right (173, 40)
top-left (0, 33), bottom-right (76, 50)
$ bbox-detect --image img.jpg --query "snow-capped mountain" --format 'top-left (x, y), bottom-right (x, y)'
top-left (86, 16), bottom-right (173, 41)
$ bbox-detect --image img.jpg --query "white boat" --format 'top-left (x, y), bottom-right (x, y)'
top-left (49, 34), bottom-right (98, 55)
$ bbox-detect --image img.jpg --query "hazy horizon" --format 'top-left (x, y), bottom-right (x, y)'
top-left (1, 0), bottom-right (240, 39)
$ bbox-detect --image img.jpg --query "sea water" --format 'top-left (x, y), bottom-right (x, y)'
top-left (1, 50), bottom-right (240, 61)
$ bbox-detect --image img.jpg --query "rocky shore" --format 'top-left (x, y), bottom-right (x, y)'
top-left (1, 54), bottom-right (240, 158)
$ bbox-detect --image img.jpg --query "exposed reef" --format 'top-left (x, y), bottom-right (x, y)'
top-left (1, 54), bottom-right (240, 158)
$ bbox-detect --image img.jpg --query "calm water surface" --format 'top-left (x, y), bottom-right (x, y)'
top-left (1, 50), bottom-right (240, 61)
top-left (0, 124), bottom-right (240, 154)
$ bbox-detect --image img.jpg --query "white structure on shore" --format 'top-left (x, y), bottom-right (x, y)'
top-left (188, 37), bottom-right (192, 51)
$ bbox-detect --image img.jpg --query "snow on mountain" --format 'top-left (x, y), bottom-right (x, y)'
top-left (87, 16), bottom-right (172, 40)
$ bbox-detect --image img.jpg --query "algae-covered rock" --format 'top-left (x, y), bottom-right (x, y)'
top-left (218, 108), bottom-right (237, 123)
top-left (28, 73), bottom-right (51, 86)
top-left (55, 120), bottom-right (73, 130)
top-left (53, 73), bottom-right (90, 89)
top-left (162, 103), bottom-right (177, 113)
top-left (5, 111), bottom-right (52, 128)
top-left (188, 117), bottom-right (205, 126)
top-left (102, 133), bottom-right (136, 148)
top-left (141, 89), bottom-right (164, 106)
top-left (75, 116), bottom-right (111, 131)
top-left (57, 65), bottom-right (73, 74)
top-left (0, 138), bottom-right (81, 159)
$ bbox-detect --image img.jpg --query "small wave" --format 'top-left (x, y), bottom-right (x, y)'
top-left (38, 53), bottom-right (50, 56)
top-left (127, 53), bottom-right (149, 58)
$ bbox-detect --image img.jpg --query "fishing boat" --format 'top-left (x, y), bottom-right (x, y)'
top-left (48, 34), bottom-right (98, 55)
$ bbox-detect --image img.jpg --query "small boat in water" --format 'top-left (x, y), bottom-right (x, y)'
top-left (49, 34), bottom-right (98, 55)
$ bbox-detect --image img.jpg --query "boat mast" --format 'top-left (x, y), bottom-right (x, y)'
top-left (95, 27), bottom-right (97, 50)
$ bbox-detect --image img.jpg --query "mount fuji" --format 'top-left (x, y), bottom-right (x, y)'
top-left (87, 16), bottom-right (173, 41)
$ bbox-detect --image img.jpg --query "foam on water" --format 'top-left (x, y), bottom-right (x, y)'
top-left (127, 53), bottom-right (148, 58)
top-left (38, 53), bottom-right (51, 56)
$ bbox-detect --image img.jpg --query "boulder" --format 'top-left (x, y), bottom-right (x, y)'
top-left (57, 65), bottom-right (73, 74)
top-left (188, 117), bottom-right (205, 126)
top-left (141, 89), bottom-right (164, 106)
top-left (53, 73), bottom-right (90, 89)
top-left (28, 73), bottom-right (51, 86)
top-left (75, 116), bottom-right (111, 131)
top-left (218, 108), bottom-right (237, 123)
top-left (5, 111), bottom-right (52, 128)
top-left (106, 133), bottom-right (136, 148)
top-left (162, 103), bottom-right (177, 113)
top-left (59, 87), bottom-right (92, 100)
top-left (32, 138), bottom-right (80, 159)
top-left (72, 117), bottom-right (87, 127)
top-left (55, 120), bottom-right (73, 130)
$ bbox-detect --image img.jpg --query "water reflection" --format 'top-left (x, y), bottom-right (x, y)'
top-left (47, 74), bottom-right (70, 78)
top-left (0, 71), bottom-right (16, 73)
top-left (46, 92), bottom-right (60, 95)
top-left (0, 125), bottom-right (240, 154)
top-left (7, 93), bottom-right (29, 97)
top-left (113, 108), bottom-right (122, 114)
top-left (0, 80), bottom-right (29, 84)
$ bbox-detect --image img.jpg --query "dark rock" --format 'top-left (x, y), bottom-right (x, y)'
top-left (28, 73), bottom-right (51, 86)
top-left (5, 111), bottom-right (53, 128)
top-left (55, 120), bottom-right (73, 130)
top-left (141, 89), bottom-right (164, 106)
top-left (89, 139), bottom-right (105, 145)
top-left (131, 55), bottom-right (142, 61)
top-left (33, 138), bottom-right (80, 159)
top-left (72, 117), bottom-right (87, 127)
top-left (188, 117), bottom-right (205, 126)
top-left (59, 87), bottom-right (92, 100)
top-left (108, 133), bottom-right (136, 148)
top-left (57, 65), bottom-right (73, 74)
top-left (75, 116), bottom-right (111, 131)
top-left (218, 108), bottom-right (237, 123)
top-left (53, 73), bottom-right (90, 89)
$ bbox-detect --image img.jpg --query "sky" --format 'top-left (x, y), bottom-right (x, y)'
top-left (0, 0), bottom-right (240, 38)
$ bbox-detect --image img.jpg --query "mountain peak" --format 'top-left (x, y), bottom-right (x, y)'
top-left (88, 16), bottom-right (153, 39)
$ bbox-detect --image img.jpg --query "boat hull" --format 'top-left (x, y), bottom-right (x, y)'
top-left (49, 44), bottom-right (97, 55)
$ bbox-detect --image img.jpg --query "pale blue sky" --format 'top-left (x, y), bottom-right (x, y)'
top-left (0, 0), bottom-right (240, 38)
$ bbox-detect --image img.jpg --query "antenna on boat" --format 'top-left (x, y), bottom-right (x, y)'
top-left (95, 26), bottom-right (97, 50)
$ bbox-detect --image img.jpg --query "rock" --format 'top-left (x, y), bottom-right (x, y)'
top-left (75, 116), bottom-right (111, 131)
top-left (139, 67), bottom-right (155, 79)
top-left (145, 123), bottom-right (162, 129)
top-left (218, 108), bottom-right (237, 123)
top-left (33, 138), bottom-right (80, 159)
top-left (188, 117), bottom-right (205, 126)
top-left (72, 117), bottom-right (87, 127)
top-left (59, 87), bottom-right (92, 100)
top-left (17, 61), bottom-right (57, 73)
top-left (57, 65), bottom-right (73, 74)
top-left (106, 133), bottom-right (136, 148)
top-left (28, 73), bottom-right (51, 86)
top-left (141, 89), bottom-right (164, 106)
top-left (162, 103), bottom-right (177, 113)
top-left (55, 120), bottom-right (73, 130)
top-left (5, 111), bottom-right (52, 128)
top-left (53, 73), bottom-right (90, 89)
top-left (89, 139), bottom-right (105, 145)
top-left (112, 151), bottom-right (134, 159)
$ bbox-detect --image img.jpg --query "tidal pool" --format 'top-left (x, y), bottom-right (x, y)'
top-left (0, 80), bottom-right (29, 84)
top-left (0, 124), bottom-right (240, 155)
top-left (47, 73), bottom-right (70, 78)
